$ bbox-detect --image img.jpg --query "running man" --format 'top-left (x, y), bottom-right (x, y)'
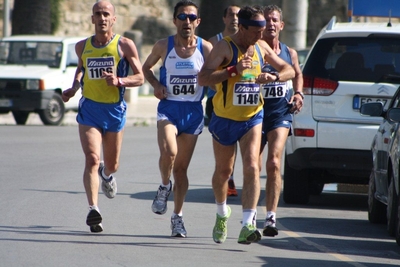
top-left (198, 5), bottom-right (294, 244)
top-left (259, 4), bottom-right (304, 237)
top-left (62, 0), bottom-right (144, 233)
top-left (206, 5), bottom-right (241, 197)
top-left (142, 0), bottom-right (212, 237)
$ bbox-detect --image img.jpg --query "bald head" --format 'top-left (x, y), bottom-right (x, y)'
top-left (93, 0), bottom-right (115, 15)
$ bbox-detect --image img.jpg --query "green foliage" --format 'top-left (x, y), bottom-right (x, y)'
top-left (50, 0), bottom-right (61, 33)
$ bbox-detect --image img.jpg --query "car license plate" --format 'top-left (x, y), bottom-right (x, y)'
top-left (353, 95), bottom-right (390, 109)
top-left (0, 99), bottom-right (12, 107)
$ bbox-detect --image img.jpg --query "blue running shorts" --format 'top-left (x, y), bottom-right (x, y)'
top-left (261, 119), bottom-right (292, 146)
top-left (157, 99), bottom-right (204, 135)
top-left (208, 109), bottom-right (263, 146)
top-left (77, 97), bottom-right (127, 134)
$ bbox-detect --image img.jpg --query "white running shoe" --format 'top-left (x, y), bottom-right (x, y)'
top-left (99, 162), bottom-right (117, 199)
top-left (151, 180), bottom-right (172, 214)
top-left (171, 214), bottom-right (187, 238)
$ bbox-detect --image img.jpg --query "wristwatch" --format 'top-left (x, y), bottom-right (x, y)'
top-left (294, 91), bottom-right (305, 99)
top-left (269, 71), bottom-right (280, 82)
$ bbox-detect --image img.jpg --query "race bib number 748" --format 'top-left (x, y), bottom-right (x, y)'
top-left (262, 82), bottom-right (288, 99)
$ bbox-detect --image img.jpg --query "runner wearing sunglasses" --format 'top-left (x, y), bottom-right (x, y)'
top-left (142, 0), bottom-right (212, 238)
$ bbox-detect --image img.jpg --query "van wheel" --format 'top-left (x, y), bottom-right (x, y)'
top-left (283, 155), bottom-right (309, 204)
top-left (368, 171), bottom-right (387, 224)
top-left (12, 111), bottom-right (29, 125)
top-left (39, 93), bottom-right (65, 126)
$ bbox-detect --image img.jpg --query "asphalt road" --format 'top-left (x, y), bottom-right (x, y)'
top-left (1, 124), bottom-right (400, 267)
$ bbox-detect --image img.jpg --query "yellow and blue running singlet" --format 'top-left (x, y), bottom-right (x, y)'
top-left (81, 34), bottom-right (129, 103)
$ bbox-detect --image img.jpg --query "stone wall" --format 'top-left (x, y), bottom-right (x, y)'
top-left (1, 0), bottom-right (349, 49)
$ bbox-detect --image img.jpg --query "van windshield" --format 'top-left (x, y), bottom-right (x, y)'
top-left (0, 41), bottom-right (63, 67)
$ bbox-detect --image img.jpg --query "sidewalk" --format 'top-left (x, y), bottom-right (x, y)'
top-left (0, 96), bottom-right (160, 126)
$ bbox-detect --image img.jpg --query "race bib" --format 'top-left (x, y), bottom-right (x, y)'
top-left (262, 82), bottom-right (288, 99)
top-left (169, 75), bottom-right (197, 96)
top-left (233, 82), bottom-right (260, 106)
top-left (86, 57), bottom-right (116, 79)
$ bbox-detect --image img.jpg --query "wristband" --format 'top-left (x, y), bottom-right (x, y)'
top-left (294, 91), bottom-right (304, 99)
top-left (117, 77), bottom-right (125, 87)
top-left (226, 65), bottom-right (238, 77)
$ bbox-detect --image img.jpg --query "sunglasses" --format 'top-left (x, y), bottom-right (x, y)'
top-left (176, 13), bottom-right (198, 21)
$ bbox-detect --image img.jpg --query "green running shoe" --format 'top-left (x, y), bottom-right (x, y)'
top-left (212, 206), bottom-right (231, 243)
top-left (238, 224), bottom-right (262, 244)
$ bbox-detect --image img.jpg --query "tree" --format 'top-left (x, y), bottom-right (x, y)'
top-left (12, 0), bottom-right (52, 35)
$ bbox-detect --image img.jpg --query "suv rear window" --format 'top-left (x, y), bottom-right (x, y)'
top-left (303, 36), bottom-right (400, 83)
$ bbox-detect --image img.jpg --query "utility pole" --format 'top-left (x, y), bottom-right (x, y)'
top-left (281, 0), bottom-right (308, 49)
top-left (3, 0), bottom-right (10, 37)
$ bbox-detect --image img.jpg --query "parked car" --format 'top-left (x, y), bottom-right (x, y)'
top-left (360, 89), bottom-right (400, 246)
top-left (284, 16), bottom-right (400, 204)
top-left (0, 35), bottom-right (83, 125)
top-left (296, 48), bottom-right (309, 66)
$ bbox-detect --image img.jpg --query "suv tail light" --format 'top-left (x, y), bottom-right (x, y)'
top-left (294, 128), bottom-right (315, 137)
top-left (303, 75), bottom-right (338, 96)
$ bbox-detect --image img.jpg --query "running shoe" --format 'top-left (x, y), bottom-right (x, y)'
top-left (212, 206), bottom-right (231, 243)
top-left (227, 179), bottom-right (238, 197)
top-left (151, 180), bottom-right (172, 215)
top-left (263, 215), bottom-right (279, 237)
top-left (171, 214), bottom-right (187, 237)
top-left (99, 162), bottom-right (117, 199)
top-left (86, 206), bottom-right (103, 233)
top-left (238, 224), bottom-right (262, 244)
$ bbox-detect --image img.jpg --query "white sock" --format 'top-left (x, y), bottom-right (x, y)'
top-left (162, 181), bottom-right (171, 190)
top-left (172, 212), bottom-right (182, 217)
top-left (89, 205), bottom-right (99, 212)
top-left (266, 211), bottom-right (276, 221)
top-left (216, 200), bottom-right (228, 217)
top-left (101, 168), bottom-right (111, 180)
top-left (242, 209), bottom-right (257, 227)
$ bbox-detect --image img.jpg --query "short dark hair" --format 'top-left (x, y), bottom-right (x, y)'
top-left (223, 5), bottom-right (240, 17)
top-left (238, 5), bottom-right (264, 29)
top-left (264, 4), bottom-right (283, 21)
top-left (173, 0), bottom-right (199, 18)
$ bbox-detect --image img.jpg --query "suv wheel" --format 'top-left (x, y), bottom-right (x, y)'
top-left (368, 171), bottom-right (387, 224)
top-left (39, 93), bottom-right (65, 126)
top-left (12, 111), bottom-right (29, 125)
top-left (387, 174), bottom-right (398, 236)
top-left (283, 156), bottom-right (309, 204)
top-left (396, 194), bottom-right (400, 246)
top-left (309, 180), bottom-right (324, 195)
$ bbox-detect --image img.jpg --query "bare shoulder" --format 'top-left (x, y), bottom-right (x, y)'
top-left (287, 46), bottom-right (299, 57)
top-left (200, 37), bottom-right (213, 53)
top-left (208, 35), bottom-right (218, 46)
top-left (75, 39), bottom-right (86, 56)
top-left (118, 36), bottom-right (138, 49)
top-left (257, 40), bottom-right (272, 55)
